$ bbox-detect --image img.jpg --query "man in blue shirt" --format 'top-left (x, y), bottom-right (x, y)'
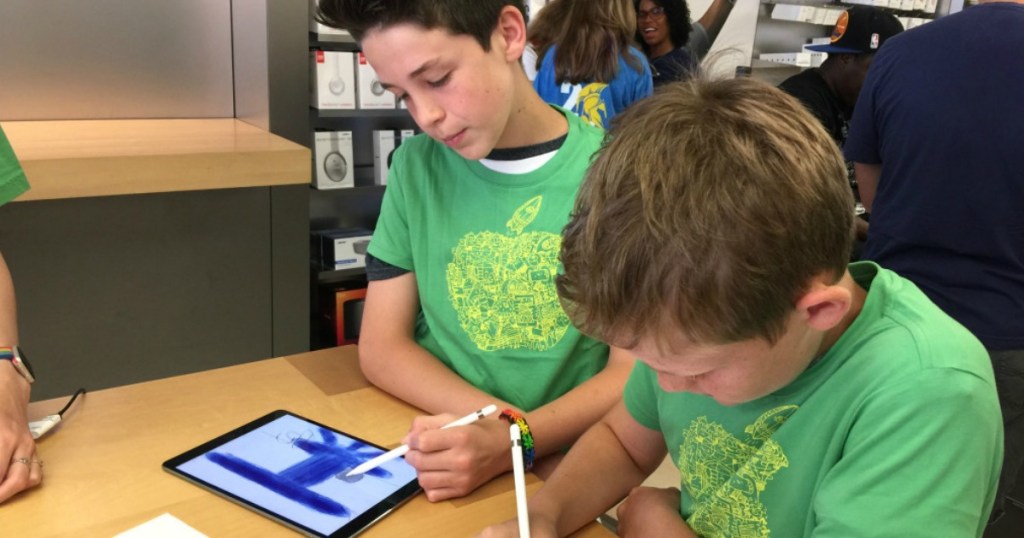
top-left (845, 1), bottom-right (1024, 525)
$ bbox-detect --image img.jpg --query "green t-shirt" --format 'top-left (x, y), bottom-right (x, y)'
top-left (0, 126), bottom-right (30, 205)
top-left (625, 262), bottom-right (1002, 537)
top-left (368, 108), bottom-right (609, 411)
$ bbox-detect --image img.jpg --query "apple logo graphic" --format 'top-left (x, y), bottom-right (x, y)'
top-left (446, 196), bottom-right (570, 351)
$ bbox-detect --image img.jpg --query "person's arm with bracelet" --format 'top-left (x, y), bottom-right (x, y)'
top-left (0, 124), bottom-right (39, 504)
top-left (357, 271), bottom-right (634, 502)
top-left (0, 251), bottom-right (39, 504)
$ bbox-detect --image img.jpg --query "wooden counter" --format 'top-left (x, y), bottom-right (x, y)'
top-left (2, 118), bottom-right (310, 201)
top-left (8, 346), bottom-right (612, 537)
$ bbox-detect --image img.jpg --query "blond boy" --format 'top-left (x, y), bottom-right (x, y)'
top-left (482, 78), bottom-right (1002, 537)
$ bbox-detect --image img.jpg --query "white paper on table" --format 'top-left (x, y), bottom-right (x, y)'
top-left (113, 513), bottom-right (209, 538)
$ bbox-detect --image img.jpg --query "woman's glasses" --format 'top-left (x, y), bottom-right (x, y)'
top-left (638, 6), bottom-right (666, 20)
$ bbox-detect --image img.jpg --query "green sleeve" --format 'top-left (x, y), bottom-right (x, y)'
top-left (623, 362), bottom-right (661, 431)
top-left (0, 126), bottom-right (30, 206)
top-left (365, 141), bottom-right (413, 271)
top-left (813, 367), bottom-right (1002, 537)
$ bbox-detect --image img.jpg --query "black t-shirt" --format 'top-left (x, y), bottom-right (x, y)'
top-left (650, 47), bottom-right (697, 87)
top-left (779, 69), bottom-right (863, 205)
top-left (779, 68), bottom-right (851, 149)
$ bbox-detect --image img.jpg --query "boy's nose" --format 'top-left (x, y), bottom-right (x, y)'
top-left (412, 95), bottom-right (445, 128)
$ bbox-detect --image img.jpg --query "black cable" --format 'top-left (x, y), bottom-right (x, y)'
top-left (57, 388), bottom-right (86, 417)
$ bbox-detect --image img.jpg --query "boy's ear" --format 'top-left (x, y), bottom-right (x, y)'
top-left (795, 282), bottom-right (852, 332)
top-left (494, 5), bottom-right (527, 63)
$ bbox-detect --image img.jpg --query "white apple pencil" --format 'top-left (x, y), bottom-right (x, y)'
top-left (510, 424), bottom-right (531, 538)
top-left (346, 404), bottom-right (498, 477)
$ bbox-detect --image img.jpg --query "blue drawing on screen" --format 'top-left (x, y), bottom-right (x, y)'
top-left (205, 427), bottom-right (393, 516)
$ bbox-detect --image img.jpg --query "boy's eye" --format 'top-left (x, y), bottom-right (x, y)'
top-left (428, 73), bottom-right (451, 88)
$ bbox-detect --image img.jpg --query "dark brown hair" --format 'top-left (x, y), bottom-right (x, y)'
top-left (528, 0), bottom-right (644, 83)
top-left (316, 0), bottom-right (526, 50)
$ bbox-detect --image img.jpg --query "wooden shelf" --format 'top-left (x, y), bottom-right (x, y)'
top-left (3, 119), bottom-right (310, 201)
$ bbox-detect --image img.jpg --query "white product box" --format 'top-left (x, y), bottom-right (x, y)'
top-left (311, 50), bottom-right (356, 110)
top-left (356, 52), bottom-right (395, 109)
top-left (308, 0), bottom-right (352, 37)
top-left (373, 130), bottom-right (396, 186)
top-left (314, 131), bottom-right (354, 190)
top-left (311, 21), bottom-right (351, 38)
top-left (319, 229), bottom-right (373, 270)
top-left (771, 4), bottom-right (803, 22)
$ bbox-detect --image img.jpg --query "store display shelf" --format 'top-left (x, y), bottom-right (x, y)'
top-left (312, 108), bottom-right (409, 119)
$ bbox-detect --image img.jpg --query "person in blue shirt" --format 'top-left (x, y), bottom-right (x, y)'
top-left (530, 0), bottom-right (652, 129)
top-left (845, 0), bottom-right (1024, 526)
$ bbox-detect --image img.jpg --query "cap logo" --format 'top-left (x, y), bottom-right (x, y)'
top-left (831, 11), bottom-right (849, 43)
top-left (871, 33), bottom-right (880, 49)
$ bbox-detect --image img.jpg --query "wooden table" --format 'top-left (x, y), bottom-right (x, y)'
top-left (7, 346), bottom-right (612, 537)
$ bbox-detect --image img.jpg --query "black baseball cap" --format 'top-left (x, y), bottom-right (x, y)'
top-left (806, 6), bottom-right (904, 55)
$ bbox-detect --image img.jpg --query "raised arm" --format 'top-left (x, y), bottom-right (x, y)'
top-left (696, 0), bottom-right (736, 49)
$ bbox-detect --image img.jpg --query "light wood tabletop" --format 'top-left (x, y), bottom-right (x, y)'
top-left (2, 119), bottom-right (310, 201)
top-left (7, 346), bottom-right (613, 537)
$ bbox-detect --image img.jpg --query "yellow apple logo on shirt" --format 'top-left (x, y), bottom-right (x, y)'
top-left (681, 406), bottom-right (796, 537)
top-left (446, 196), bottom-right (570, 351)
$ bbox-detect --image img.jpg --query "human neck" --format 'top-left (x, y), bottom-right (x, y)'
top-left (649, 40), bottom-right (675, 59)
top-left (817, 60), bottom-right (854, 108)
top-left (495, 73), bottom-right (568, 149)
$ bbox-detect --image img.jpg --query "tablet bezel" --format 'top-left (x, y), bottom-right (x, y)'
top-left (162, 409), bottom-right (421, 538)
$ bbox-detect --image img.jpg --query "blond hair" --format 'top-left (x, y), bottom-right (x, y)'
top-left (557, 77), bottom-right (854, 348)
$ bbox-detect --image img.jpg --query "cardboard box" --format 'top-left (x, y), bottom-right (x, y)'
top-left (319, 228), bottom-right (373, 270)
top-left (373, 130), bottom-right (396, 186)
top-left (310, 50), bottom-right (355, 110)
top-left (356, 52), bottom-right (395, 109)
top-left (313, 131), bottom-right (354, 189)
top-left (332, 287), bottom-right (367, 345)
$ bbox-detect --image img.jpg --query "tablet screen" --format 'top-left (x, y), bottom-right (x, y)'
top-left (163, 410), bottom-right (420, 537)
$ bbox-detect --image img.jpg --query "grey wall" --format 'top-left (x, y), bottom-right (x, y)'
top-left (0, 0), bottom-right (234, 120)
top-left (0, 1), bottom-right (313, 397)
top-left (234, 0), bottom-right (311, 147)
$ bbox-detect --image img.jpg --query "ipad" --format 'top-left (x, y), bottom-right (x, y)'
top-left (163, 410), bottom-right (421, 537)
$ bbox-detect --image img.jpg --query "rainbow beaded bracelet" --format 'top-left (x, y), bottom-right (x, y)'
top-left (499, 409), bottom-right (535, 470)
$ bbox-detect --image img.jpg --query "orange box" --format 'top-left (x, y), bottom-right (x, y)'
top-left (334, 287), bottom-right (367, 346)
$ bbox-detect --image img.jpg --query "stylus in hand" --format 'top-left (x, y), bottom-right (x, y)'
top-left (345, 404), bottom-right (498, 476)
top-left (510, 424), bottom-right (531, 538)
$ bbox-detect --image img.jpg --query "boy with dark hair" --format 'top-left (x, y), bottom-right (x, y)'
top-left (480, 77), bottom-right (1002, 537)
top-left (315, 0), bottom-right (632, 502)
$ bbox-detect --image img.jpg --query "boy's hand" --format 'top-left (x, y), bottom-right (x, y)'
top-left (403, 413), bottom-right (510, 501)
top-left (0, 365), bottom-right (40, 504)
top-left (617, 486), bottom-right (696, 538)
